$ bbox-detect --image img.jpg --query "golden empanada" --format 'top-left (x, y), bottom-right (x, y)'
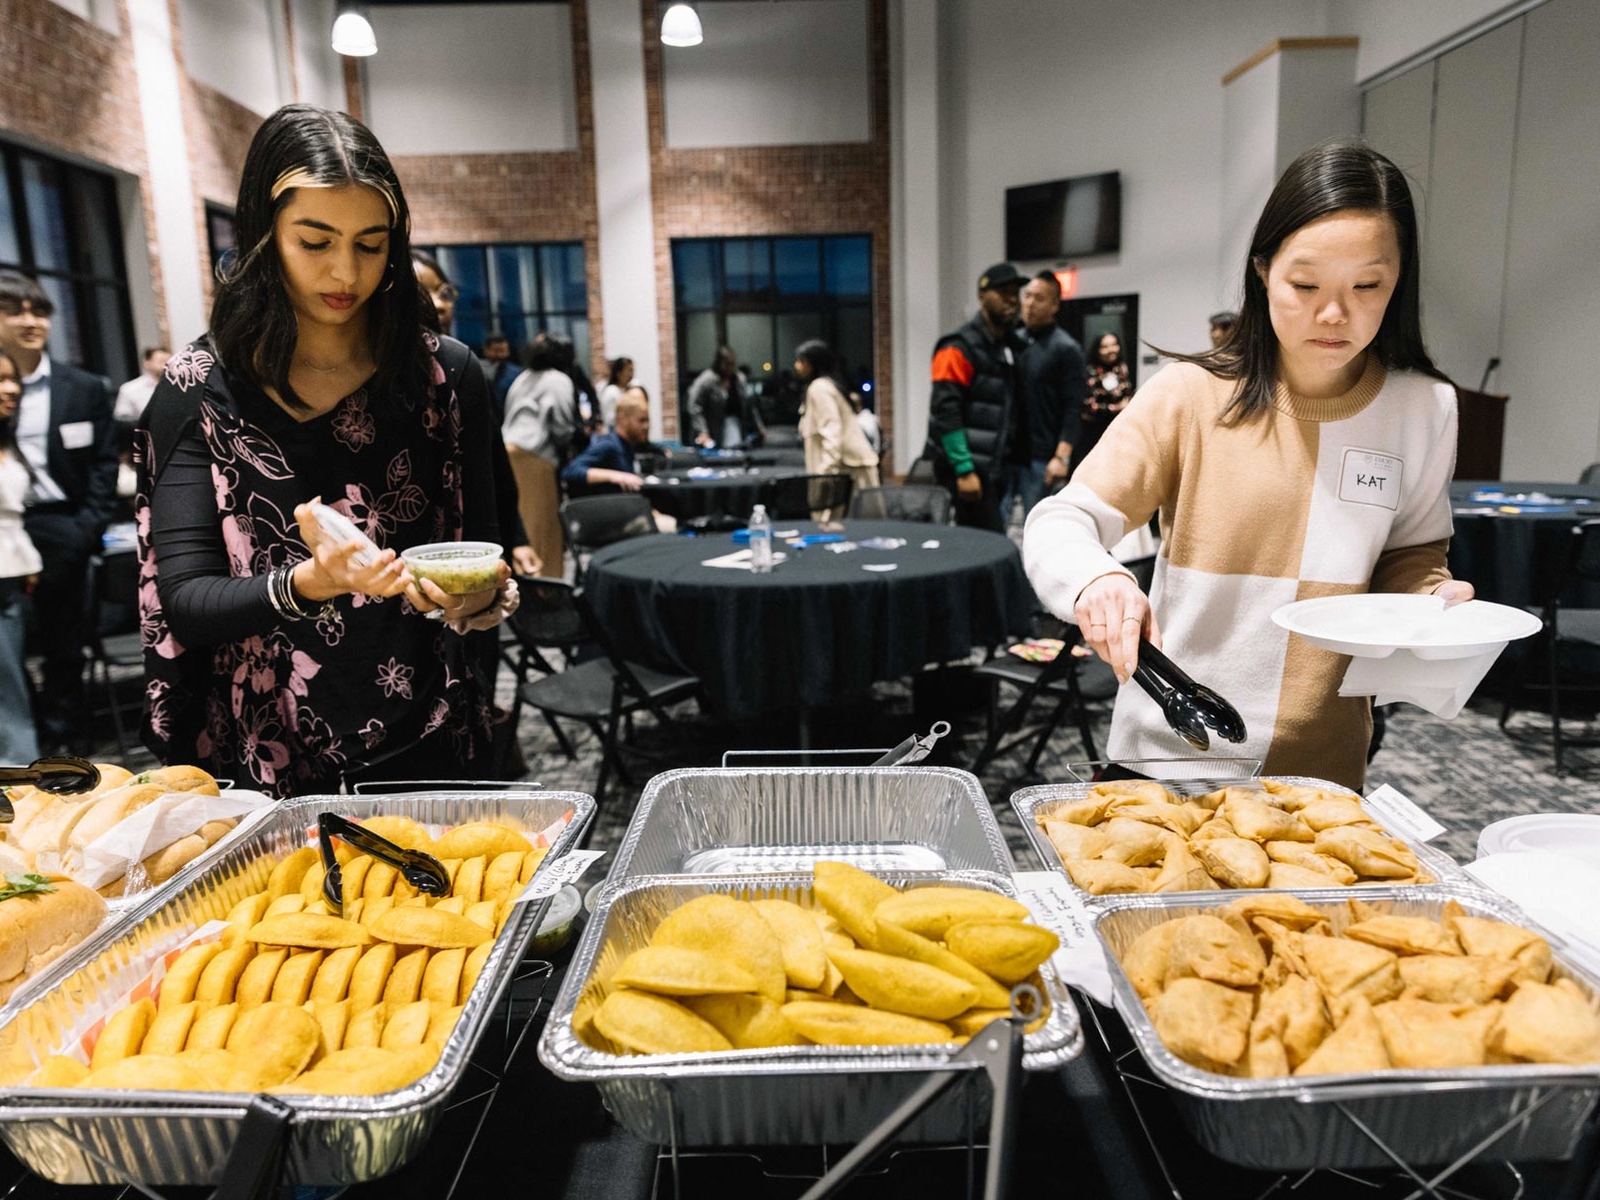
top-left (1150, 978), bottom-right (1252, 1071)
top-left (1121, 921), bottom-right (1180, 1000)
top-left (1297, 798), bottom-right (1372, 832)
top-left (1152, 845), bottom-right (1219, 893)
top-left (1088, 779), bottom-right (1174, 806)
top-left (1263, 840), bottom-right (1359, 885)
top-left (433, 821), bottom-right (533, 861)
top-left (1372, 999), bottom-right (1488, 1069)
top-left (1096, 818), bottom-right (1171, 868)
top-left (653, 893), bottom-right (788, 1003)
top-left (1491, 981), bottom-right (1600, 1065)
top-left (247, 913), bottom-right (373, 950)
top-left (1344, 913), bottom-right (1460, 957)
top-left (595, 990), bottom-right (733, 1055)
top-left (1225, 894), bottom-right (1327, 933)
top-left (369, 907), bottom-right (493, 950)
top-left (1191, 837), bottom-right (1271, 890)
top-left (1313, 827), bottom-right (1419, 880)
top-left (1063, 859), bottom-right (1146, 895)
top-left (1256, 974), bottom-right (1330, 1068)
top-left (1299, 933), bottom-right (1402, 1021)
top-left (1041, 819), bottom-right (1109, 863)
top-left (1447, 914), bottom-right (1552, 984)
top-left (1294, 997), bottom-right (1390, 1075)
top-left (1396, 954), bottom-right (1518, 1005)
top-left (1221, 792), bottom-right (1314, 844)
top-left (1165, 915), bottom-right (1265, 989)
top-left (611, 946), bottom-right (759, 995)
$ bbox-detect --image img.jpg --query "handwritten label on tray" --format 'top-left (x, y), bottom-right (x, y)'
top-left (1012, 870), bottom-right (1114, 1006)
top-left (512, 849), bottom-right (606, 904)
top-left (1363, 783), bottom-right (1446, 844)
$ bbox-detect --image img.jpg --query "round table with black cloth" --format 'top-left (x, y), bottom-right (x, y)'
top-left (583, 520), bottom-right (1034, 718)
top-left (1448, 480), bottom-right (1600, 608)
top-left (639, 465), bottom-right (811, 522)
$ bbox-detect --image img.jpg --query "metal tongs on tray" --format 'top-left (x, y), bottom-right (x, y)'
top-left (0, 756), bottom-right (101, 823)
top-left (1132, 638), bottom-right (1247, 752)
top-left (869, 721), bottom-right (952, 767)
top-left (317, 812), bottom-right (451, 912)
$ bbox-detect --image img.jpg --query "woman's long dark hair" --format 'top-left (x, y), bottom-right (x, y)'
top-left (210, 104), bottom-right (429, 411)
top-left (1161, 139), bottom-right (1448, 421)
top-left (0, 349), bottom-right (33, 482)
top-left (606, 357), bottom-right (632, 386)
top-left (794, 338), bottom-right (847, 397)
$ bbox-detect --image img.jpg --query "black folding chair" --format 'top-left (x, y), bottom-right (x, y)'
top-left (764, 473), bottom-right (854, 520)
top-left (968, 625), bottom-right (1116, 775)
top-left (82, 550), bottom-right (142, 759)
top-left (848, 485), bottom-right (952, 524)
top-left (1501, 519), bottom-right (1600, 773)
top-left (515, 581), bottom-right (699, 802)
top-left (559, 494), bottom-right (657, 583)
top-left (500, 575), bottom-right (597, 761)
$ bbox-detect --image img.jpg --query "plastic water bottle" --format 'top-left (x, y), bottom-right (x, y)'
top-left (748, 504), bottom-right (774, 573)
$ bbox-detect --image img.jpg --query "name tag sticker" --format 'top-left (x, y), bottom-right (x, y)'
top-left (60, 421), bottom-right (94, 450)
top-left (1338, 447), bottom-right (1403, 510)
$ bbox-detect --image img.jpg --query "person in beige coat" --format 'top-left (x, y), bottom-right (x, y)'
top-left (794, 338), bottom-right (879, 519)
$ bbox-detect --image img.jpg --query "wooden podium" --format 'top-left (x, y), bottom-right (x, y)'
top-left (1454, 388), bottom-right (1507, 481)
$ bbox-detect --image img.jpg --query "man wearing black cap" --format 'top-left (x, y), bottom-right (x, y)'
top-left (924, 262), bottom-right (1026, 531)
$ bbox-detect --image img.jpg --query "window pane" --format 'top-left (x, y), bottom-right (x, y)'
top-left (22, 157), bottom-right (70, 272)
top-left (833, 305), bottom-right (873, 389)
top-left (672, 240), bottom-right (719, 309)
top-left (569, 317), bottom-right (590, 374)
top-left (487, 246), bottom-right (530, 325)
top-left (38, 275), bottom-right (82, 366)
top-left (0, 166), bottom-right (19, 265)
top-left (502, 316), bottom-right (533, 361)
top-left (207, 206), bottom-right (237, 277)
top-left (775, 312), bottom-right (824, 365)
top-left (774, 239), bottom-right (820, 295)
top-left (723, 239), bottom-right (769, 298)
top-left (72, 170), bottom-right (120, 279)
top-left (90, 284), bottom-right (132, 381)
top-left (539, 243), bottom-right (586, 313)
top-left (680, 311), bottom-right (719, 382)
top-left (725, 313), bottom-right (774, 383)
top-left (439, 246), bottom-right (488, 331)
top-left (824, 236), bottom-right (871, 298)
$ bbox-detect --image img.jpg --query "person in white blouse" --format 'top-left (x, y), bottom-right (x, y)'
top-left (113, 346), bottom-right (170, 424)
top-left (0, 348), bottom-right (41, 762)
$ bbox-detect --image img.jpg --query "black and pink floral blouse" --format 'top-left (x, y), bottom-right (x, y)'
top-left (135, 331), bottom-right (500, 797)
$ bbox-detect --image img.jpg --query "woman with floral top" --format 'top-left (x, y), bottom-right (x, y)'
top-left (136, 104), bottom-right (514, 796)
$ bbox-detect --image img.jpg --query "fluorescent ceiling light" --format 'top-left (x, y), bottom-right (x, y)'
top-left (660, 3), bottom-right (703, 47)
top-left (332, 11), bottom-right (377, 57)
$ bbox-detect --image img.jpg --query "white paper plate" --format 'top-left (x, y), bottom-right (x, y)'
top-left (1271, 594), bottom-right (1541, 659)
top-left (1478, 813), bottom-right (1600, 869)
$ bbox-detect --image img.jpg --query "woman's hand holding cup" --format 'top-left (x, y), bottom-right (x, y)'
top-left (405, 559), bottom-right (512, 622)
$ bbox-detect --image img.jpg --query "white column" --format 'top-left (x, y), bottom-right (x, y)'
top-left (889, 0), bottom-right (942, 475)
top-left (588, 0), bottom-right (664, 437)
top-left (127, 0), bottom-right (207, 346)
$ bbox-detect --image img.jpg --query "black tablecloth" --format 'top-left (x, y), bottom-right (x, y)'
top-left (1449, 480), bottom-right (1600, 608)
top-left (640, 464), bottom-right (811, 522)
top-left (583, 520), bottom-right (1035, 718)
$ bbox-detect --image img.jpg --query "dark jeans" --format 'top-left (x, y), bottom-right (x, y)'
top-left (22, 509), bottom-right (94, 742)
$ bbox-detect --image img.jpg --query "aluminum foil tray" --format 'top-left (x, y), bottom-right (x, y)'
top-left (1095, 883), bottom-right (1600, 1171)
top-left (605, 767), bottom-right (1011, 885)
top-left (0, 789), bottom-right (595, 1187)
top-left (1011, 774), bottom-right (1467, 897)
top-left (539, 870), bottom-right (1082, 1147)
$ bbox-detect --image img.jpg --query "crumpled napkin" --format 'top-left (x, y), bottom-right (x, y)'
top-left (1338, 643), bottom-right (1506, 719)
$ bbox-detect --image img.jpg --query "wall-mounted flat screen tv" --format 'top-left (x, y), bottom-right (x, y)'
top-left (1005, 171), bottom-right (1121, 260)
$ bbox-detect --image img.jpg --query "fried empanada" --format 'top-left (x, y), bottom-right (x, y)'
top-left (1096, 818), bottom-right (1172, 868)
top-left (1297, 798), bottom-right (1372, 832)
top-left (1041, 819), bottom-right (1108, 863)
top-left (781, 1001), bottom-right (951, 1046)
top-left (1121, 921), bottom-right (1180, 1001)
top-left (1245, 1015), bottom-right (1291, 1078)
top-left (247, 913), bottom-right (373, 950)
top-left (1150, 977), bottom-right (1253, 1071)
top-left (1226, 894), bottom-right (1326, 933)
top-left (1191, 837), bottom-right (1271, 890)
top-left (1447, 915), bottom-right (1552, 985)
top-left (1221, 792), bottom-right (1314, 844)
top-left (655, 893), bottom-right (788, 1002)
top-left (1372, 999), bottom-right (1489, 1069)
top-left (1049, 797), bottom-right (1110, 827)
top-left (1313, 827), bottom-right (1418, 880)
top-left (1260, 780), bottom-right (1345, 811)
top-left (1491, 981), bottom-right (1600, 1065)
top-left (1188, 817), bottom-right (1238, 842)
top-left (369, 907), bottom-right (493, 950)
top-left (1063, 859), bottom-right (1146, 895)
top-left (611, 945), bottom-right (759, 995)
top-left (1344, 913), bottom-right (1461, 957)
top-left (685, 994), bottom-right (804, 1049)
top-left (1396, 954), bottom-right (1519, 1005)
top-left (1299, 933), bottom-right (1402, 1022)
top-left (1165, 915), bottom-right (1265, 989)
top-left (1088, 780), bottom-right (1174, 806)
top-left (1263, 840), bottom-right (1359, 885)
top-left (1256, 974), bottom-right (1330, 1068)
top-left (1152, 844), bottom-right (1220, 893)
top-left (1294, 997), bottom-right (1391, 1075)
top-left (1102, 799), bottom-right (1209, 837)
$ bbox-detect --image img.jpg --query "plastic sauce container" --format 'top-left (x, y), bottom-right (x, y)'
top-left (401, 541), bottom-right (503, 594)
top-left (529, 884), bottom-right (583, 956)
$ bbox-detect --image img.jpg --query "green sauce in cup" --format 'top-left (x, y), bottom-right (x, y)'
top-left (401, 541), bottom-right (503, 594)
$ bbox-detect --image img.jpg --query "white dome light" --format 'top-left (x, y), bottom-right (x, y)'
top-left (332, 11), bottom-right (377, 57)
top-left (660, 3), bottom-right (703, 47)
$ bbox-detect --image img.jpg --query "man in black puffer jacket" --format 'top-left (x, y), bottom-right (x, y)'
top-left (924, 262), bottom-right (1026, 532)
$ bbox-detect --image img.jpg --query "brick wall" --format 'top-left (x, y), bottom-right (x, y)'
top-left (181, 80), bottom-right (263, 317)
top-left (389, 1), bottom-right (605, 374)
top-left (0, 0), bottom-right (169, 344)
top-left (640, 0), bottom-right (892, 448)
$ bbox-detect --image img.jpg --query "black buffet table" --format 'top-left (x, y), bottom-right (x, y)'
top-left (582, 520), bottom-right (1034, 720)
top-left (638, 464), bottom-right (810, 522)
top-left (1449, 479), bottom-right (1600, 608)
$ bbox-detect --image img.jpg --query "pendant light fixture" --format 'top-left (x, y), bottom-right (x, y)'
top-left (660, 2), bottom-right (703, 47)
top-left (332, 6), bottom-right (377, 57)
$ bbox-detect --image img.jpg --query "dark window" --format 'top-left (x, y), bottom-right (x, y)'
top-left (670, 234), bottom-right (874, 432)
top-left (205, 203), bottom-right (237, 279)
top-left (416, 241), bottom-right (589, 368)
top-left (0, 141), bottom-right (136, 380)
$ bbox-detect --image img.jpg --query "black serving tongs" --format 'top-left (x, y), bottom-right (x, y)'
top-left (0, 756), bottom-right (101, 823)
top-left (318, 812), bottom-right (451, 912)
top-left (1132, 639), bottom-right (1247, 752)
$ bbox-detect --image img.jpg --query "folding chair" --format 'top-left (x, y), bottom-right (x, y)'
top-left (559, 493), bottom-right (657, 584)
top-left (764, 473), bottom-right (854, 521)
top-left (515, 582), bottom-right (699, 802)
top-left (82, 550), bottom-right (142, 759)
top-left (848, 485), bottom-right (952, 524)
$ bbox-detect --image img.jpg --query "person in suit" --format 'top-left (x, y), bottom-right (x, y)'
top-left (0, 271), bottom-right (119, 747)
top-left (560, 387), bottom-right (651, 497)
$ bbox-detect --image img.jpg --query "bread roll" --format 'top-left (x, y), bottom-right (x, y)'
top-left (138, 766), bottom-right (220, 796)
top-left (0, 877), bottom-right (107, 1004)
top-left (141, 819), bottom-right (238, 886)
top-left (68, 784), bottom-right (169, 852)
top-left (12, 797), bottom-right (98, 856)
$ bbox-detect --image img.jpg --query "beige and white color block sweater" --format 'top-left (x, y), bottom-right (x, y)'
top-left (1023, 358), bottom-right (1457, 790)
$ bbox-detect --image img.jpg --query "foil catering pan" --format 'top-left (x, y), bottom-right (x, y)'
top-left (1011, 774), bottom-right (1467, 897)
top-left (1094, 883), bottom-right (1600, 1171)
top-left (605, 767), bottom-right (1011, 884)
top-left (0, 789), bottom-right (594, 1187)
top-left (539, 870), bottom-right (1082, 1146)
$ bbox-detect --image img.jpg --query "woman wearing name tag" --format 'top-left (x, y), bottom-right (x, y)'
top-left (1023, 140), bottom-right (1473, 790)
